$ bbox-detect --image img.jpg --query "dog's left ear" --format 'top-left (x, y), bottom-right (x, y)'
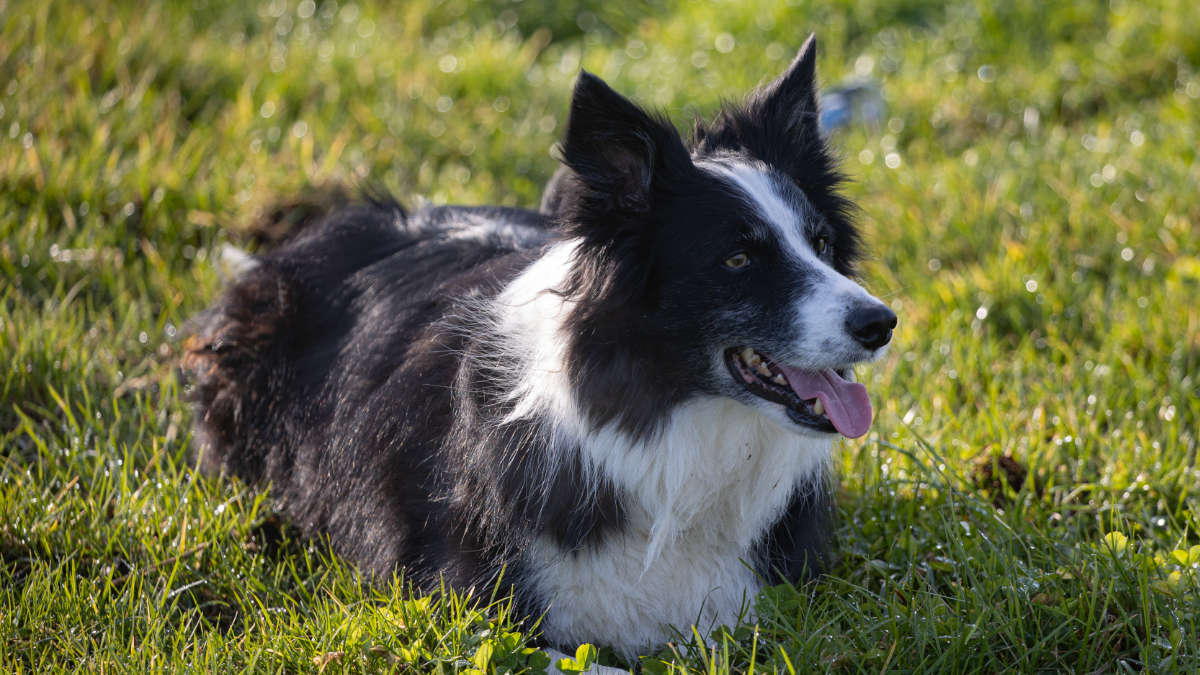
top-left (748, 34), bottom-right (820, 138)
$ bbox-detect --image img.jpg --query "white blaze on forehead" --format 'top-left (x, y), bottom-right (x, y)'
top-left (698, 158), bottom-right (818, 264)
top-left (698, 157), bottom-right (892, 369)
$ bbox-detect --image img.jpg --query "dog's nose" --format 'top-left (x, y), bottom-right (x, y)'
top-left (845, 304), bottom-right (897, 350)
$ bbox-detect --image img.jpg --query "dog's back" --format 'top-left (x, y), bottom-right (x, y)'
top-left (184, 200), bottom-right (550, 580)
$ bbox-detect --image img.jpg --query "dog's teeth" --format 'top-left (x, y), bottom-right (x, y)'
top-left (772, 373), bottom-right (786, 385)
top-left (812, 399), bottom-right (824, 416)
top-left (756, 362), bottom-right (772, 377)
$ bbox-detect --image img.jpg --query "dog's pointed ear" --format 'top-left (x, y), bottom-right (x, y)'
top-left (560, 71), bottom-right (690, 216)
top-left (749, 34), bottom-right (820, 137)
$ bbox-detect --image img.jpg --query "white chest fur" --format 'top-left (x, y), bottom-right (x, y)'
top-left (527, 398), bottom-right (832, 657)
top-left (491, 242), bottom-right (834, 656)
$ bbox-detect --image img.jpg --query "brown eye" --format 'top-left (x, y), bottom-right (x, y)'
top-left (723, 252), bottom-right (751, 270)
top-left (814, 236), bottom-right (829, 256)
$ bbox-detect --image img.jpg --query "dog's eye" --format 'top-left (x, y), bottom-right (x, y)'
top-left (814, 236), bottom-right (829, 256)
top-left (723, 252), bottom-right (751, 270)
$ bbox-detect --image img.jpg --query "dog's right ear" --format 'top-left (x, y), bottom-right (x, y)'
top-left (560, 71), bottom-right (690, 217)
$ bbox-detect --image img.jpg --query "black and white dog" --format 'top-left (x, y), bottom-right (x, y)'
top-left (185, 35), bottom-right (895, 659)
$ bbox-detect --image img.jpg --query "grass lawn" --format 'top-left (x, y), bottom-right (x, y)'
top-left (3, 0), bottom-right (1199, 671)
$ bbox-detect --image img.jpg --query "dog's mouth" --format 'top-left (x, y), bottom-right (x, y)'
top-left (724, 347), bottom-right (873, 438)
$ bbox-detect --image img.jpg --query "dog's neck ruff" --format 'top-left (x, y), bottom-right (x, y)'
top-left (490, 241), bottom-right (834, 656)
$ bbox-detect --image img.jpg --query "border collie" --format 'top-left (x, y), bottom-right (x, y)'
top-left (184, 35), bottom-right (895, 660)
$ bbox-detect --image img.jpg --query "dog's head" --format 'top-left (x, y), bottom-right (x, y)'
top-left (553, 36), bottom-right (895, 440)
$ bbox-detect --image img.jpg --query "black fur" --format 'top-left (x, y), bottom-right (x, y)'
top-left (751, 476), bottom-right (836, 583)
top-left (186, 35), bottom-right (868, 653)
top-left (694, 36), bottom-right (860, 276)
top-left (539, 38), bottom-right (859, 442)
top-left (186, 203), bottom-right (624, 595)
top-left (545, 38), bottom-right (857, 277)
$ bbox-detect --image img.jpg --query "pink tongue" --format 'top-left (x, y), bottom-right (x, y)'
top-left (777, 366), bottom-right (873, 438)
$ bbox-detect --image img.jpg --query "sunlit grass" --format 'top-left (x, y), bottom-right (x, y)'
top-left (2, 0), bottom-right (1198, 671)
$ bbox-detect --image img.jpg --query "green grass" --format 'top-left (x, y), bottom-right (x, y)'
top-left (3, 0), bottom-right (1198, 671)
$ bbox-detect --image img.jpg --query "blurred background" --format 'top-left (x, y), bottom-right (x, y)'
top-left (2, 0), bottom-right (1198, 671)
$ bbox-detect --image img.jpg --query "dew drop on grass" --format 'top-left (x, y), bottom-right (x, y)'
top-left (855, 54), bottom-right (875, 77)
top-left (1023, 107), bottom-right (1039, 132)
top-left (318, 40), bottom-right (335, 61)
top-left (574, 10), bottom-right (597, 32)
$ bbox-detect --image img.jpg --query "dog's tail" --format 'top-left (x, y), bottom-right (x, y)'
top-left (182, 259), bottom-right (297, 479)
top-left (182, 188), bottom-right (408, 480)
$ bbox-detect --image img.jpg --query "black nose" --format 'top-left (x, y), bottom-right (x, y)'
top-left (845, 304), bottom-right (897, 350)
